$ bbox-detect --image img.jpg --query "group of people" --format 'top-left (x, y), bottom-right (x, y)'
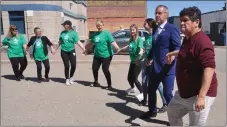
top-left (1, 4), bottom-right (218, 126)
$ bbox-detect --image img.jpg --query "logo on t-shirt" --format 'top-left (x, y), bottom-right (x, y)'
top-left (36, 40), bottom-right (41, 48)
top-left (64, 34), bottom-right (69, 42)
top-left (128, 43), bottom-right (133, 52)
top-left (95, 36), bottom-right (100, 43)
top-left (13, 38), bottom-right (18, 44)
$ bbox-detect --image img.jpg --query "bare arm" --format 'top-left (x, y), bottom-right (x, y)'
top-left (168, 50), bottom-right (179, 57)
top-left (55, 40), bottom-right (61, 51)
top-left (137, 48), bottom-right (144, 61)
top-left (76, 41), bottom-right (86, 52)
top-left (23, 44), bottom-right (28, 54)
top-left (198, 68), bottom-right (215, 98)
top-left (120, 45), bottom-right (129, 50)
top-left (111, 41), bottom-right (120, 50)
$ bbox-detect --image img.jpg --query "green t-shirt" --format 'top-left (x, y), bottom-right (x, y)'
top-left (91, 30), bottom-right (114, 58)
top-left (128, 36), bottom-right (144, 64)
top-left (142, 34), bottom-right (153, 61)
top-left (34, 37), bottom-right (48, 61)
top-left (59, 30), bottom-right (79, 52)
top-left (2, 34), bottom-right (27, 58)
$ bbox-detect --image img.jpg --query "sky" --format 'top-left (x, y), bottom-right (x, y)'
top-left (147, 1), bottom-right (226, 18)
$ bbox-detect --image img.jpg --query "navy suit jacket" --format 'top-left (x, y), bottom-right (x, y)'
top-left (148, 22), bottom-right (181, 75)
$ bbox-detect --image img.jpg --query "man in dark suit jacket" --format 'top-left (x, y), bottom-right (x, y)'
top-left (140, 5), bottom-right (181, 119)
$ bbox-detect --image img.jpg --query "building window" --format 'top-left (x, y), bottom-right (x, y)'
top-left (8, 11), bottom-right (25, 34)
top-left (1, 15), bottom-right (3, 35)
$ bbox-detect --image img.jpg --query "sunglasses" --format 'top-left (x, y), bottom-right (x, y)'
top-left (11, 28), bottom-right (17, 31)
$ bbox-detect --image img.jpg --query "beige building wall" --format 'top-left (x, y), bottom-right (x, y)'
top-left (26, 11), bottom-right (63, 43)
top-left (1, 0), bottom-right (87, 43)
top-left (1, 1), bottom-right (62, 6)
top-left (61, 1), bottom-right (88, 41)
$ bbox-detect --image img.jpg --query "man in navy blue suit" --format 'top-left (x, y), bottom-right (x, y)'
top-left (140, 5), bottom-right (181, 119)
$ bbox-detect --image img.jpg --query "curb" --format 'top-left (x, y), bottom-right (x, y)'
top-left (214, 46), bottom-right (226, 49)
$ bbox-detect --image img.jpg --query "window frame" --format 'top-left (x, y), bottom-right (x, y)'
top-left (8, 11), bottom-right (26, 34)
top-left (1, 15), bottom-right (3, 35)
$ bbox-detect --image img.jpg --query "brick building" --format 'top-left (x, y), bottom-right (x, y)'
top-left (87, 1), bottom-right (147, 33)
top-left (1, 1), bottom-right (88, 43)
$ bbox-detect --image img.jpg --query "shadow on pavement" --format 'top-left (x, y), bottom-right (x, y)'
top-left (26, 77), bottom-right (38, 82)
top-left (75, 80), bottom-right (92, 86)
top-left (106, 102), bottom-right (169, 126)
top-left (1, 75), bottom-right (16, 81)
top-left (107, 87), bottom-right (138, 104)
top-left (50, 77), bottom-right (65, 83)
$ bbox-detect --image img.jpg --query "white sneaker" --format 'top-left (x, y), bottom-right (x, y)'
top-left (136, 93), bottom-right (144, 102)
top-left (65, 79), bottom-right (71, 86)
top-left (69, 78), bottom-right (74, 85)
top-left (126, 87), bottom-right (137, 94)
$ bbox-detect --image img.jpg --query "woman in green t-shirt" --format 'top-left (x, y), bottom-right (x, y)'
top-left (85, 20), bottom-right (120, 89)
top-left (27, 27), bottom-right (55, 83)
top-left (1, 25), bottom-right (28, 81)
top-left (118, 24), bottom-right (144, 96)
top-left (55, 20), bottom-right (86, 86)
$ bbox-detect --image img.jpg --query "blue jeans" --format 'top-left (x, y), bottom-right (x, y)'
top-left (142, 62), bottom-right (167, 105)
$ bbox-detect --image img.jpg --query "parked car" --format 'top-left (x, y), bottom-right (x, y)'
top-left (86, 29), bottom-right (149, 54)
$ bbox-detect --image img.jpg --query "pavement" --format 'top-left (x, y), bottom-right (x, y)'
top-left (1, 47), bottom-right (226, 126)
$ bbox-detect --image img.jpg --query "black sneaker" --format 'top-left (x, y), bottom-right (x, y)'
top-left (45, 78), bottom-right (50, 82)
top-left (91, 82), bottom-right (101, 87)
top-left (140, 111), bottom-right (157, 119)
top-left (37, 78), bottom-right (43, 83)
top-left (138, 99), bottom-right (147, 106)
top-left (105, 85), bottom-right (113, 90)
top-left (37, 79), bottom-right (42, 83)
top-left (16, 78), bottom-right (21, 81)
top-left (20, 75), bottom-right (25, 79)
top-left (45, 77), bottom-right (50, 82)
top-left (157, 105), bottom-right (167, 113)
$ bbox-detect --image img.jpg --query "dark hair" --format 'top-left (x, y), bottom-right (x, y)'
top-left (34, 27), bottom-right (40, 33)
top-left (145, 18), bottom-right (156, 28)
top-left (179, 6), bottom-right (202, 28)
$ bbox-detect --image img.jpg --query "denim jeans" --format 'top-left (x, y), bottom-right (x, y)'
top-left (142, 62), bottom-right (167, 105)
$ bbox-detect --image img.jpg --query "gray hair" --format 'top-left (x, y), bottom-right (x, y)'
top-left (156, 5), bottom-right (169, 16)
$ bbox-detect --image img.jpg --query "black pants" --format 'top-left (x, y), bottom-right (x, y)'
top-left (127, 63), bottom-right (143, 93)
top-left (9, 57), bottom-right (28, 79)
top-left (35, 59), bottom-right (50, 80)
top-left (61, 50), bottom-right (76, 79)
top-left (92, 56), bottom-right (112, 86)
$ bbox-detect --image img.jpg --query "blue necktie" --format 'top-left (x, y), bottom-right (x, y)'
top-left (153, 27), bottom-right (161, 41)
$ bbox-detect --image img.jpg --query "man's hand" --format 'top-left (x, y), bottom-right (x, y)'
top-left (195, 96), bottom-right (205, 112)
top-left (166, 52), bottom-right (175, 64)
top-left (145, 59), bottom-right (153, 66)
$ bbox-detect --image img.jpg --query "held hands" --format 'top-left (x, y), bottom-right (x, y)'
top-left (82, 49), bottom-right (88, 55)
top-left (145, 59), bottom-right (153, 66)
top-left (51, 48), bottom-right (56, 55)
top-left (116, 48), bottom-right (122, 54)
top-left (165, 52), bottom-right (175, 64)
top-left (136, 59), bottom-right (141, 65)
top-left (29, 54), bottom-right (33, 59)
